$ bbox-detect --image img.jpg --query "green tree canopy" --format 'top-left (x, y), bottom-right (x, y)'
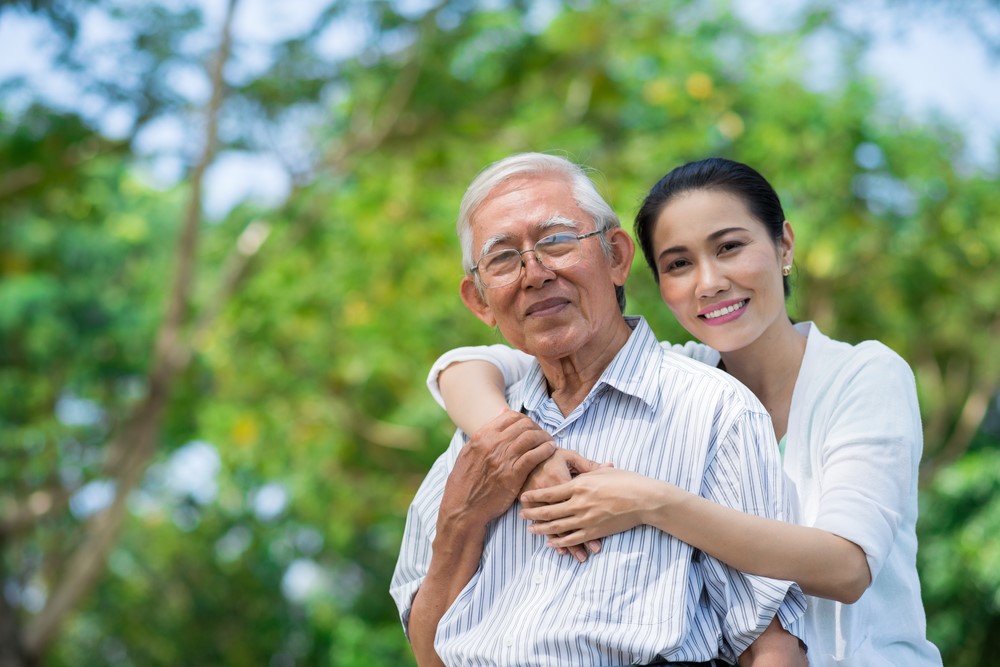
top-left (1, 1), bottom-right (998, 665)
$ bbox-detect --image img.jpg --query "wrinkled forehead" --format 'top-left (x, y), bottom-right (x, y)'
top-left (471, 175), bottom-right (589, 248)
top-left (477, 216), bottom-right (583, 257)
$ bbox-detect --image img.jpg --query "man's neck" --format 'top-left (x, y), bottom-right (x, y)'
top-left (537, 317), bottom-right (633, 416)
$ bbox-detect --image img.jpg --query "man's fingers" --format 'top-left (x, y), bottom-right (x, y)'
top-left (474, 407), bottom-right (528, 434)
top-left (472, 411), bottom-right (549, 451)
top-left (514, 440), bottom-right (556, 474)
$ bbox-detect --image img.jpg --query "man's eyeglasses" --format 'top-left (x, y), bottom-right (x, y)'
top-left (471, 230), bottom-right (604, 288)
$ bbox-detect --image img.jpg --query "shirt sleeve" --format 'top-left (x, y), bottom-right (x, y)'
top-left (425, 344), bottom-right (535, 408)
top-left (389, 441), bottom-right (457, 638)
top-left (699, 409), bottom-right (807, 660)
top-left (810, 344), bottom-right (919, 582)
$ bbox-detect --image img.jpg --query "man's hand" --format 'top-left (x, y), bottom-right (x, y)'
top-left (439, 410), bottom-right (557, 528)
top-left (410, 411), bottom-right (556, 667)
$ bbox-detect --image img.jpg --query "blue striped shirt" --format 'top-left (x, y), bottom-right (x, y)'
top-left (392, 317), bottom-right (806, 666)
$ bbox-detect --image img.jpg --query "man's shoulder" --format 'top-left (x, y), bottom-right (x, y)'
top-left (656, 347), bottom-right (767, 413)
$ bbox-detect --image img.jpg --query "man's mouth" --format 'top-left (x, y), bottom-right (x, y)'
top-left (526, 298), bottom-right (570, 317)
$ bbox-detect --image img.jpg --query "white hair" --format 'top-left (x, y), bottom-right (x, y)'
top-left (456, 152), bottom-right (621, 274)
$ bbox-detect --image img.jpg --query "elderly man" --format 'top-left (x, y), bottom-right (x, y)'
top-left (391, 153), bottom-right (806, 666)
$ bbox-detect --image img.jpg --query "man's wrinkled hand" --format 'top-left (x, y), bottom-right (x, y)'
top-left (439, 410), bottom-right (556, 528)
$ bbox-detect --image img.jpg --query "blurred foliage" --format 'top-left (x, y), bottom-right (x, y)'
top-left (1, 0), bottom-right (998, 665)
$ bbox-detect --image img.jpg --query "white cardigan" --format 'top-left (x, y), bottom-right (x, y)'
top-left (426, 322), bottom-right (942, 666)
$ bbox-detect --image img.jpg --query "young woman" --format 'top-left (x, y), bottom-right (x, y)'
top-left (427, 158), bottom-right (942, 666)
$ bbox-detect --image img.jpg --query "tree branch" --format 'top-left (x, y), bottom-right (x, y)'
top-left (323, 10), bottom-right (433, 172)
top-left (20, 0), bottom-right (241, 656)
top-left (920, 311), bottom-right (1000, 486)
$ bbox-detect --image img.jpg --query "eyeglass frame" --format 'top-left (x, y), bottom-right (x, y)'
top-left (470, 229), bottom-right (606, 288)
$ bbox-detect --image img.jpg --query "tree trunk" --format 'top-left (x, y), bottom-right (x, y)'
top-left (17, 0), bottom-right (240, 658)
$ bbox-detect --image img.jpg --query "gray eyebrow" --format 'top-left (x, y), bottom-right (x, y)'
top-left (478, 216), bottom-right (582, 257)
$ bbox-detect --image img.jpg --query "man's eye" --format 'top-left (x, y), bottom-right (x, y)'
top-left (483, 251), bottom-right (519, 270)
top-left (538, 233), bottom-right (576, 246)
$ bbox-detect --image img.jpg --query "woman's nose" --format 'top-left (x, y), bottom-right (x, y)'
top-left (695, 260), bottom-right (728, 298)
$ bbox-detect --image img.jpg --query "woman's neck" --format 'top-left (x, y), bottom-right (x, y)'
top-left (718, 319), bottom-right (807, 440)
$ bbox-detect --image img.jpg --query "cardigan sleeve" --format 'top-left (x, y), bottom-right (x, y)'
top-left (809, 342), bottom-right (921, 581)
top-left (425, 344), bottom-right (534, 409)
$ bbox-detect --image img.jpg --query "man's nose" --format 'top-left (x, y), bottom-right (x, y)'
top-left (521, 250), bottom-right (555, 287)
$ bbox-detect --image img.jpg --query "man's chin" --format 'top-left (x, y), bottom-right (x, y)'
top-left (518, 329), bottom-right (584, 361)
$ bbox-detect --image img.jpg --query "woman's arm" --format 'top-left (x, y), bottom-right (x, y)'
top-left (521, 468), bottom-right (871, 603)
top-left (432, 340), bottom-right (715, 433)
top-left (438, 360), bottom-right (509, 435)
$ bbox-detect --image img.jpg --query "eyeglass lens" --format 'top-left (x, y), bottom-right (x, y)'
top-left (478, 233), bottom-right (583, 287)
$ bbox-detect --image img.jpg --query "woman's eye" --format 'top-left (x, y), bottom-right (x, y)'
top-left (662, 258), bottom-right (690, 273)
top-left (719, 241), bottom-right (744, 254)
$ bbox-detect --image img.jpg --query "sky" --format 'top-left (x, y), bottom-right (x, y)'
top-left (1, 0), bottom-right (998, 218)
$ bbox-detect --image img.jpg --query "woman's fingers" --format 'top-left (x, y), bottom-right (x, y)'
top-left (520, 480), bottom-right (573, 506)
top-left (547, 531), bottom-right (591, 549)
top-left (526, 515), bottom-right (586, 537)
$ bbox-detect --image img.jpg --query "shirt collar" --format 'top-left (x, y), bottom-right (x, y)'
top-left (510, 316), bottom-right (663, 416)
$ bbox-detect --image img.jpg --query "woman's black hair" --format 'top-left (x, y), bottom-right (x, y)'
top-left (633, 157), bottom-right (790, 296)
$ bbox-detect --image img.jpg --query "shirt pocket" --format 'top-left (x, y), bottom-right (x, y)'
top-left (572, 550), bottom-right (681, 627)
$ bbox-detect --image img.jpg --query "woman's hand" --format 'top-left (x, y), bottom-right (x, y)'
top-left (520, 467), bottom-right (672, 548)
top-left (519, 448), bottom-right (603, 499)
top-left (520, 449), bottom-right (606, 562)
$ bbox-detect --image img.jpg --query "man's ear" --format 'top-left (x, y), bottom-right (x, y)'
top-left (606, 227), bottom-right (635, 287)
top-left (460, 276), bottom-right (496, 327)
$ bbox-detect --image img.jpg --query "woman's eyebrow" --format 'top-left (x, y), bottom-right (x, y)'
top-left (707, 226), bottom-right (749, 240)
top-left (658, 227), bottom-right (750, 260)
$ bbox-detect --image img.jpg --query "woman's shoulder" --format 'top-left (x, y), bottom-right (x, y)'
top-left (799, 323), bottom-right (917, 402)
top-left (658, 338), bottom-right (720, 366)
top-left (805, 323), bottom-right (911, 375)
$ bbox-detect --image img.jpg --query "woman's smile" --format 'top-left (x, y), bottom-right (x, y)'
top-left (652, 190), bottom-right (793, 354)
top-left (699, 298), bottom-right (749, 325)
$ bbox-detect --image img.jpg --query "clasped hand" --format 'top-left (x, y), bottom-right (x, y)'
top-left (520, 466), bottom-right (662, 553)
top-left (444, 409), bottom-right (655, 562)
top-left (439, 410), bottom-right (556, 530)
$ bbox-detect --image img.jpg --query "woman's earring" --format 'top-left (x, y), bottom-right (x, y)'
top-left (781, 265), bottom-right (792, 277)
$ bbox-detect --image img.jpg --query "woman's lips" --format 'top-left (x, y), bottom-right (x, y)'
top-left (699, 299), bottom-right (748, 325)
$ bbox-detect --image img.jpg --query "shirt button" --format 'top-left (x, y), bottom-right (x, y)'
top-left (505, 637), bottom-right (514, 647)
top-left (533, 574), bottom-right (543, 585)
